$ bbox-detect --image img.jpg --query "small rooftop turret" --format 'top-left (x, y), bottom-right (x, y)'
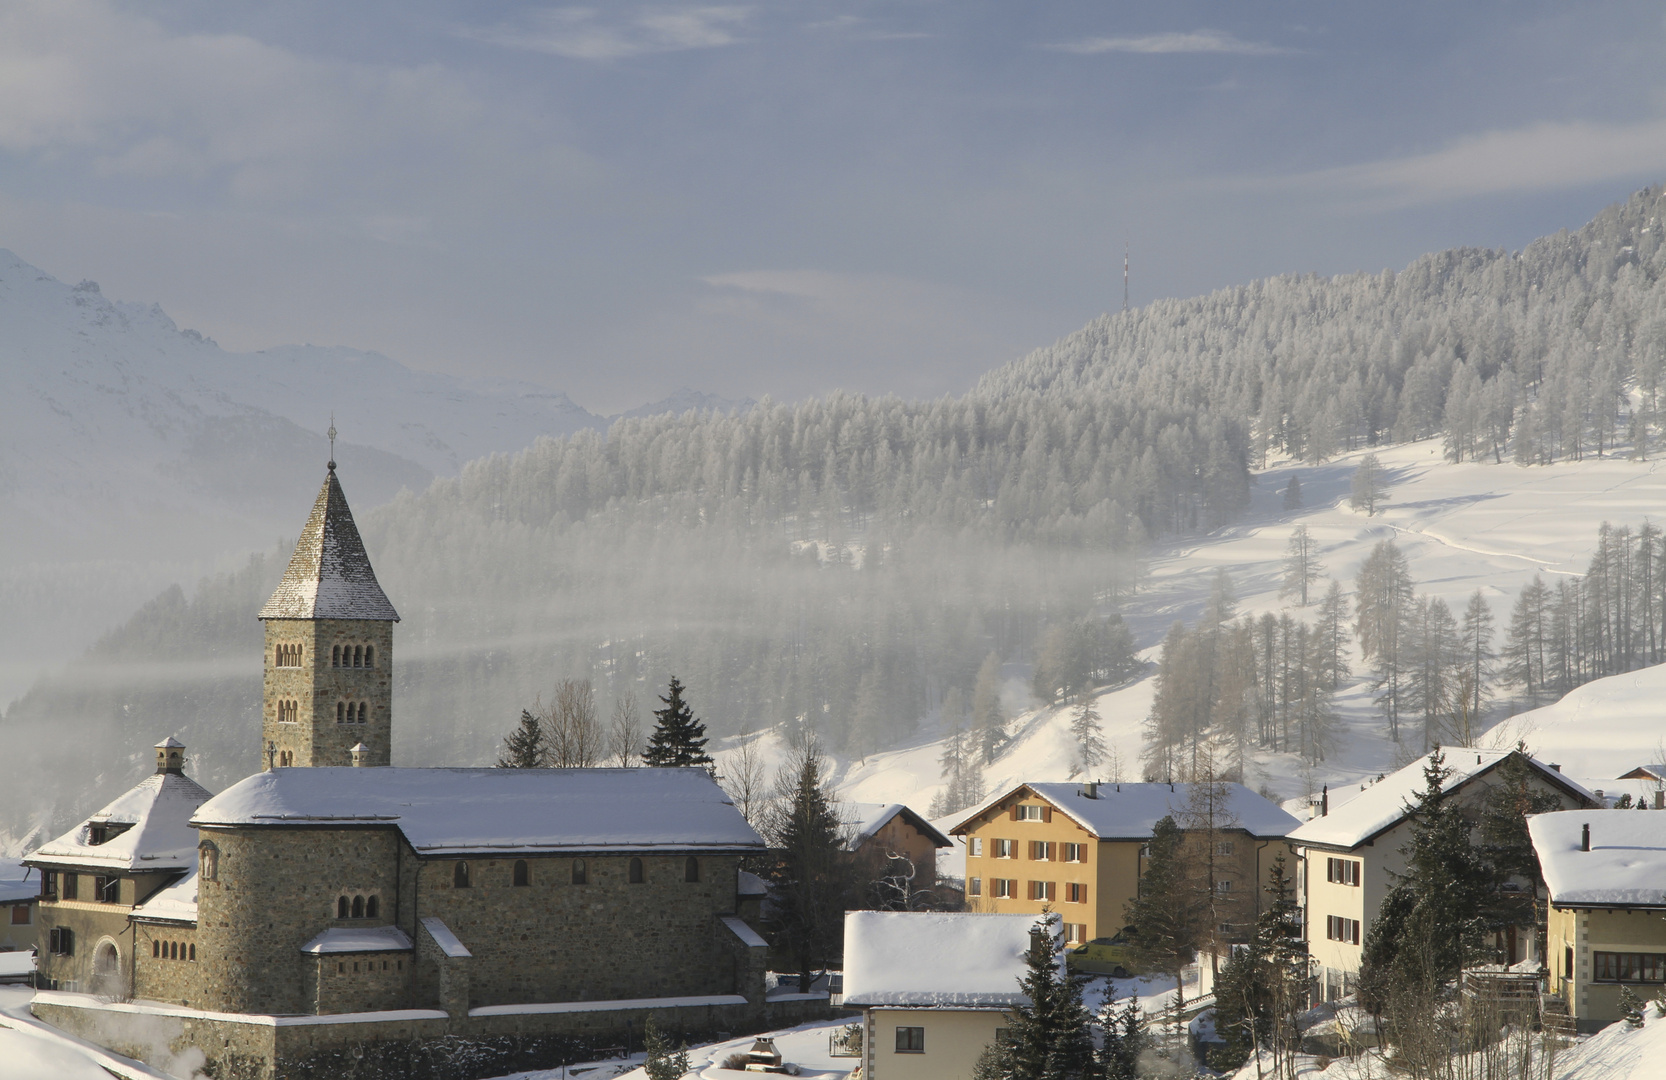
top-left (350, 743), bottom-right (371, 767)
top-left (156, 736), bottom-right (186, 775)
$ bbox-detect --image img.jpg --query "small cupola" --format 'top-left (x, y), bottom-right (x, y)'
top-left (350, 742), bottom-right (371, 768)
top-left (156, 736), bottom-right (186, 775)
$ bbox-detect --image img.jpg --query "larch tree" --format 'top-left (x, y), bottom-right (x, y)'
top-left (973, 653), bottom-right (1007, 765)
top-left (1349, 453), bottom-right (1387, 515)
top-left (643, 676), bottom-right (713, 768)
top-left (1069, 694), bottom-right (1107, 778)
top-left (1355, 539), bottom-right (1415, 741)
top-left (1280, 524), bottom-right (1325, 605)
top-left (1282, 474), bottom-right (1303, 511)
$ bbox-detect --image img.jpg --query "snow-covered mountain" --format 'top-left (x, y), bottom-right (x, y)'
top-left (612, 386), bottom-right (754, 421)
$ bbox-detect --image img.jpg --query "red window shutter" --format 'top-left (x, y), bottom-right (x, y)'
top-left (1081, 883), bottom-right (1088, 904)
top-left (1011, 806), bottom-right (1021, 821)
top-left (1353, 921), bottom-right (1360, 946)
top-left (1042, 806), bottom-right (1052, 823)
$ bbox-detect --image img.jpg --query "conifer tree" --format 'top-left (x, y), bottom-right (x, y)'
top-left (642, 676), bottom-right (713, 768)
top-left (1125, 815), bottom-right (1203, 1009)
top-left (1282, 475), bottom-right (1302, 511)
top-left (974, 653), bottom-right (1007, 765)
top-left (1349, 453), bottom-right (1387, 515)
top-left (496, 709), bottom-right (546, 768)
top-left (1280, 524), bottom-right (1324, 605)
top-left (1095, 998), bottom-right (1144, 1080)
top-left (765, 743), bottom-right (852, 992)
top-left (643, 1013), bottom-right (691, 1080)
top-left (1070, 695), bottom-right (1107, 777)
top-left (1002, 915), bottom-right (1097, 1080)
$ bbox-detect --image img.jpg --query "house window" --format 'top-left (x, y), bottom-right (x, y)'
top-left (1015, 805), bottom-right (1044, 822)
top-left (1216, 841), bottom-right (1235, 856)
top-left (513, 860), bottom-right (530, 887)
top-left (49, 927), bottom-right (74, 956)
top-left (1062, 842), bottom-right (1085, 862)
top-left (1063, 923), bottom-right (1086, 945)
top-left (40, 872), bottom-right (57, 899)
top-left (61, 873), bottom-right (79, 900)
top-left (453, 862), bottom-right (471, 889)
top-left (969, 838), bottom-right (983, 857)
top-left (993, 879), bottom-right (1015, 899)
top-left (685, 857), bottom-right (700, 883)
top-left (969, 877), bottom-right (982, 897)
top-left (279, 750), bottom-right (294, 767)
top-left (95, 876), bottom-right (120, 903)
top-left (629, 857), bottom-right (645, 884)
top-left (895, 1026), bottom-right (925, 1053)
top-left (572, 859), bottom-right (587, 885)
top-left (1326, 916), bottom-right (1360, 945)
top-left (10, 905), bottom-right (30, 925)
top-left (1216, 880), bottom-right (1232, 894)
top-left (1066, 882), bottom-right (1088, 904)
top-left (1326, 858), bottom-right (1361, 886)
top-left (1593, 952), bottom-right (1666, 983)
top-left (1030, 841), bottom-right (1054, 861)
top-left (1030, 881), bottom-right (1055, 901)
top-left (994, 839), bottom-right (1014, 859)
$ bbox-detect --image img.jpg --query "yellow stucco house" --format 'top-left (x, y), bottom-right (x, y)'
top-left (950, 781), bottom-right (1300, 948)
top-left (1289, 748), bottom-right (1594, 1003)
top-left (1531, 809), bottom-right (1666, 1032)
top-left (842, 910), bottom-right (1036, 1080)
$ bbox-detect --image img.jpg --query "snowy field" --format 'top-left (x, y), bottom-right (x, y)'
top-left (751, 441), bottom-right (1666, 872)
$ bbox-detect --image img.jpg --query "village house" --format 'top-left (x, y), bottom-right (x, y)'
top-left (842, 910), bottom-right (1036, 1080)
top-left (1530, 808), bottom-right (1666, 1032)
top-left (24, 462), bottom-right (815, 1080)
top-left (1289, 748), bottom-right (1595, 1003)
top-left (951, 781), bottom-right (1300, 947)
top-left (0, 864), bottom-right (39, 956)
top-left (845, 803), bottom-right (954, 901)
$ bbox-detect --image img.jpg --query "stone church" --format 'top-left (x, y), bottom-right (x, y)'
top-left (25, 463), bottom-right (808, 1079)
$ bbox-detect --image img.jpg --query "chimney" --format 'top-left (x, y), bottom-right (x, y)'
top-left (1581, 823), bottom-right (1591, 852)
top-left (1548, 763), bottom-right (1562, 773)
top-left (350, 742), bottom-right (371, 768)
top-left (1654, 790), bottom-right (1663, 811)
top-left (155, 736), bottom-right (185, 775)
top-left (1080, 782), bottom-right (1099, 800)
top-left (1321, 785), bottom-right (1329, 817)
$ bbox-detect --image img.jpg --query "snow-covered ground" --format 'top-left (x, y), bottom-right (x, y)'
top-left (742, 442), bottom-right (1666, 875)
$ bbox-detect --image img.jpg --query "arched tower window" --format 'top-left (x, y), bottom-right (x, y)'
top-left (358, 702), bottom-right (367, 724)
top-left (338, 895), bottom-right (350, 918)
top-left (453, 861), bottom-right (471, 889)
top-left (332, 645), bottom-right (341, 667)
top-left (366, 895), bottom-right (378, 918)
top-left (629, 857), bottom-right (645, 884)
top-left (337, 702), bottom-right (345, 723)
top-left (571, 859), bottom-right (587, 885)
top-left (365, 645), bottom-right (374, 668)
top-left (513, 860), bottom-right (529, 886)
top-left (351, 895), bottom-right (364, 918)
top-left (354, 645), bottom-right (363, 667)
top-left (685, 856), bottom-right (700, 883)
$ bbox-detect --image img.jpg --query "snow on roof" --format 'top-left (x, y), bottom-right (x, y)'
top-left (842, 911), bottom-right (1038, 1008)
top-left (132, 871), bottom-right (198, 924)
top-left (721, 915), bottom-right (768, 949)
top-left (192, 766), bottom-right (765, 855)
top-left (1289, 749), bottom-right (1593, 851)
top-left (738, 869), bottom-right (767, 897)
top-left (951, 781), bottom-right (1300, 840)
top-left (301, 925), bottom-right (414, 954)
top-left (420, 916), bottom-right (471, 958)
top-left (258, 468), bottom-right (399, 621)
top-left (845, 803), bottom-right (953, 850)
top-left (0, 858), bottom-right (35, 905)
top-left (1530, 810), bottom-right (1666, 908)
top-left (28, 771), bottom-right (213, 872)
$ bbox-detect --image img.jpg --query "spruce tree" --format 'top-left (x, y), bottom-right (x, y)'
top-left (1124, 815), bottom-right (1203, 1006)
top-left (1282, 475), bottom-right (1302, 511)
top-left (643, 1013), bottom-right (691, 1080)
top-left (766, 745), bottom-right (851, 992)
top-left (1096, 998), bottom-right (1145, 1080)
top-left (496, 710), bottom-right (546, 768)
top-left (1002, 915), bottom-right (1097, 1080)
top-left (642, 676), bottom-right (713, 768)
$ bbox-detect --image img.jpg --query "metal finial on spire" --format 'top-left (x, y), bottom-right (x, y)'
top-left (327, 414), bottom-right (337, 472)
top-left (1123, 242), bottom-right (1129, 313)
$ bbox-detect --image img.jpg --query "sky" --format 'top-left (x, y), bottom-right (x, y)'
top-left (2, 2), bottom-right (1665, 414)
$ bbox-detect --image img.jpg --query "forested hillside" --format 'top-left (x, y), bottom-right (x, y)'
top-left (7, 185), bottom-right (1666, 837)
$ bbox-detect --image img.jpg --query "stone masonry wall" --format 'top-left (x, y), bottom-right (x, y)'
top-left (195, 825), bottom-right (409, 1015)
top-left (417, 852), bottom-right (746, 1008)
top-left (314, 950), bottom-right (414, 1014)
top-left (134, 924), bottom-right (202, 1006)
top-left (263, 617), bottom-right (393, 768)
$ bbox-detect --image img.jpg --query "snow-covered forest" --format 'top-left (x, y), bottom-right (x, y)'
top-left (6, 185), bottom-right (1666, 838)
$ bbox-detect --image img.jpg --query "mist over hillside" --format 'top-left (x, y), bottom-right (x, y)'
top-left (7, 185), bottom-right (1666, 839)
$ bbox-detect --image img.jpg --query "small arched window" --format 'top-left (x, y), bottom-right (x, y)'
top-left (366, 895), bottom-right (378, 919)
top-left (629, 857), bottom-right (645, 884)
top-left (189, 944), bottom-right (195, 961)
top-left (365, 645), bottom-right (375, 668)
top-left (332, 645), bottom-right (341, 667)
top-left (171, 941), bottom-right (179, 960)
top-left (358, 702), bottom-right (368, 724)
top-left (454, 861), bottom-right (471, 889)
top-left (513, 860), bottom-right (529, 887)
top-left (571, 859), bottom-right (587, 885)
top-left (351, 895), bottom-right (364, 918)
top-left (337, 702), bottom-right (345, 724)
top-left (354, 645), bottom-right (363, 668)
top-left (685, 856), bottom-right (700, 883)
top-left (152, 940), bottom-right (159, 958)
top-left (338, 895), bottom-right (350, 918)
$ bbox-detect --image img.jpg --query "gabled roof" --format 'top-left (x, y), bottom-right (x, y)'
top-left (258, 467), bottom-right (399, 621)
top-left (845, 802), bottom-right (954, 851)
top-left (843, 911), bottom-right (1039, 1008)
top-left (950, 781), bottom-right (1301, 840)
top-left (191, 766), bottom-right (765, 856)
top-left (1619, 765), bottom-right (1666, 782)
top-left (27, 771), bottom-right (213, 872)
top-left (1530, 809), bottom-right (1666, 909)
top-left (1288, 749), bottom-right (1595, 851)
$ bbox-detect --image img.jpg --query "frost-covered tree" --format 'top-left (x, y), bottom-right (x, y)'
top-left (1069, 695), bottom-right (1107, 777)
top-left (1349, 453), bottom-right (1388, 516)
top-left (1280, 524), bottom-right (1324, 605)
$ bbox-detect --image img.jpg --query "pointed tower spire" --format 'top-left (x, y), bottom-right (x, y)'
top-left (259, 468), bottom-right (398, 621)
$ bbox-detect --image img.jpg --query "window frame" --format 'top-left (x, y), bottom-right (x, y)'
top-left (969, 837), bottom-right (983, 858)
top-left (968, 877), bottom-right (982, 897)
top-left (629, 857), bottom-right (646, 884)
top-left (453, 861), bottom-right (471, 889)
top-left (894, 1026), bottom-right (926, 1054)
top-left (1326, 857), bottom-right (1361, 887)
top-left (994, 838), bottom-right (1014, 859)
top-left (513, 860), bottom-right (530, 887)
top-left (572, 859), bottom-right (588, 885)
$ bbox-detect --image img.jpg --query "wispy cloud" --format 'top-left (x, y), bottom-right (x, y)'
top-left (1294, 117), bottom-right (1666, 205)
top-left (462, 6), bottom-right (750, 61)
top-left (1050, 30), bottom-right (1294, 56)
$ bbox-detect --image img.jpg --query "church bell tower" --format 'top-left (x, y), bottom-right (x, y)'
top-left (258, 455), bottom-right (400, 768)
